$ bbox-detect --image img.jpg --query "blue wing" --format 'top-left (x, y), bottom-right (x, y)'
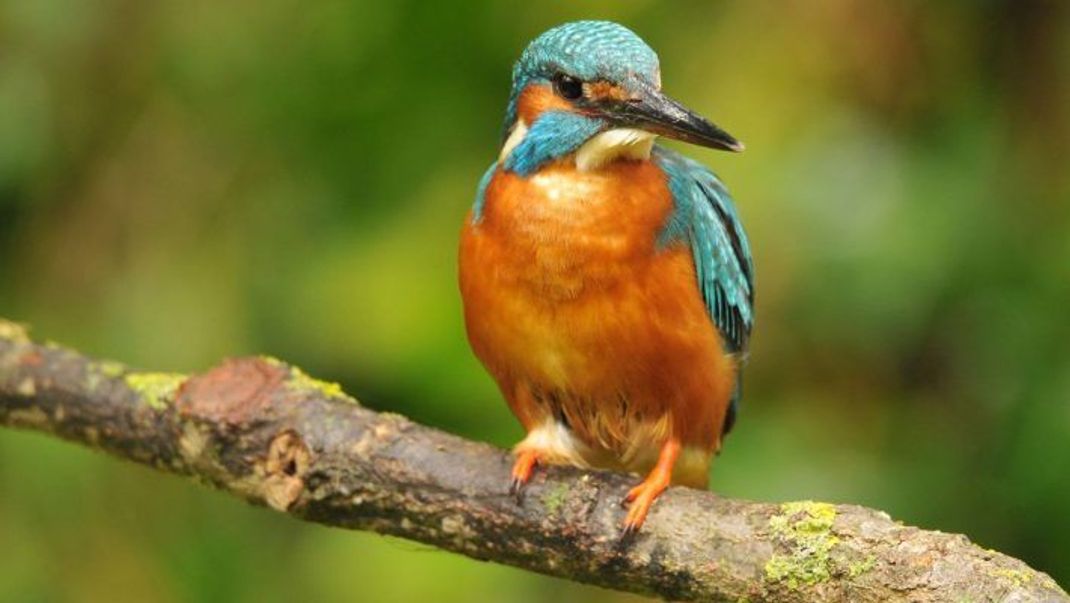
top-left (654, 146), bottom-right (754, 353)
top-left (654, 146), bottom-right (754, 435)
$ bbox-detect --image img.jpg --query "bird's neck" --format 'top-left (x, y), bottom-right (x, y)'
top-left (500, 117), bottom-right (657, 176)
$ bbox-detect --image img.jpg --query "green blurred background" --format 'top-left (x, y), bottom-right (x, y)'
top-left (2, 1), bottom-right (1068, 600)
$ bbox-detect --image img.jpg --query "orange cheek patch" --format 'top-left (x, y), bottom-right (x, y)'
top-left (585, 81), bottom-right (629, 102)
top-left (516, 84), bottom-right (575, 124)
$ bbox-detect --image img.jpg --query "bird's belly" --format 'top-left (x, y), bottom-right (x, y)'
top-left (472, 243), bottom-right (720, 392)
top-left (463, 244), bottom-right (731, 483)
top-left (489, 254), bottom-right (690, 391)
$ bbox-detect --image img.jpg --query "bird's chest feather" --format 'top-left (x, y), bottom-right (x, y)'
top-left (460, 161), bottom-right (710, 390)
top-left (470, 161), bottom-right (673, 297)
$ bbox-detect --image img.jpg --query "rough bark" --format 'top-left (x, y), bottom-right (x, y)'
top-left (0, 319), bottom-right (1065, 603)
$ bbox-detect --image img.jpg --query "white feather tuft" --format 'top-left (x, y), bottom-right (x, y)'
top-left (575, 128), bottom-right (657, 171)
top-left (499, 120), bottom-right (529, 162)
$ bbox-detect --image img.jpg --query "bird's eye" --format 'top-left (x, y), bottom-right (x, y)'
top-left (552, 73), bottom-right (583, 100)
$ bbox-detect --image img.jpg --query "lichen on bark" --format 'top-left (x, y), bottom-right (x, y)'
top-left (124, 372), bottom-right (186, 409)
top-left (764, 501), bottom-right (840, 589)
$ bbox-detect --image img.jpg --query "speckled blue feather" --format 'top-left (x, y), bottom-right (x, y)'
top-left (502, 21), bottom-right (660, 141)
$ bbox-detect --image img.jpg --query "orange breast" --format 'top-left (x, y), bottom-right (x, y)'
top-left (459, 159), bottom-right (737, 470)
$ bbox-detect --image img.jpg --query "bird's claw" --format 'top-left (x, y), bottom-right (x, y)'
top-left (508, 476), bottom-right (527, 502)
top-left (618, 480), bottom-right (665, 538)
top-left (509, 449), bottom-right (540, 503)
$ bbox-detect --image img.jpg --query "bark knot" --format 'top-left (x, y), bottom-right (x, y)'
top-left (177, 357), bottom-right (288, 424)
top-left (262, 430), bottom-right (312, 511)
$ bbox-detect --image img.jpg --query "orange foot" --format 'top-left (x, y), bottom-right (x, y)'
top-left (621, 438), bottom-right (680, 536)
top-left (509, 448), bottom-right (540, 497)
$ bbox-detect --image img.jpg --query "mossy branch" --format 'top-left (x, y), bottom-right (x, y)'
top-left (0, 318), bottom-right (1065, 603)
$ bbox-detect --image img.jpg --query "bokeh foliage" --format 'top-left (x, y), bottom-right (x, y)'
top-left (1, 1), bottom-right (1068, 600)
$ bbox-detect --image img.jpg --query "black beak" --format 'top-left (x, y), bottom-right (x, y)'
top-left (600, 80), bottom-right (743, 152)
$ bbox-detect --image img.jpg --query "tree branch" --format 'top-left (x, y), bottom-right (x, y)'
top-left (0, 319), bottom-right (1064, 602)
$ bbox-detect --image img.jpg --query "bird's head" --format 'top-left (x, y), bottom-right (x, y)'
top-left (499, 21), bottom-right (742, 175)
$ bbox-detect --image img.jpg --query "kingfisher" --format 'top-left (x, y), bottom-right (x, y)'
top-left (459, 21), bottom-right (753, 533)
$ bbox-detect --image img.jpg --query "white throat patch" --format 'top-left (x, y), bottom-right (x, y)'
top-left (575, 128), bottom-right (657, 171)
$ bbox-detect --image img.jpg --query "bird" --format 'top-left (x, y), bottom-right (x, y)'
top-left (458, 21), bottom-right (753, 534)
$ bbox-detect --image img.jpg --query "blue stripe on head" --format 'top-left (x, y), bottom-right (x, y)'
top-left (502, 112), bottom-right (603, 177)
